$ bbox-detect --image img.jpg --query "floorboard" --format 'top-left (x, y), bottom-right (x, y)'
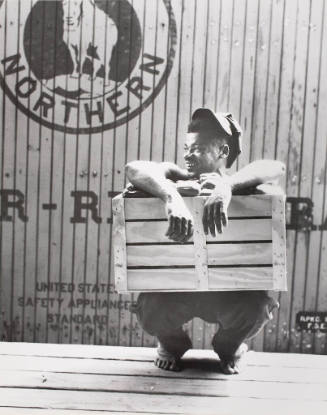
top-left (0, 342), bottom-right (326, 415)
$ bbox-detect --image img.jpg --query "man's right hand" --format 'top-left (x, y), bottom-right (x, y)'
top-left (164, 194), bottom-right (194, 243)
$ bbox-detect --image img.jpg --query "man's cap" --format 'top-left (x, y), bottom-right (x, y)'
top-left (190, 108), bottom-right (242, 168)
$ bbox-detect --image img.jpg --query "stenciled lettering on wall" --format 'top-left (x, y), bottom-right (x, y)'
top-left (2, 188), bottom-right (327, 230)
top-left (0, 0), bottom-right (177, 133)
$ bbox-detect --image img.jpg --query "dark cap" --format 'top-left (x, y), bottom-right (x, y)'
top-left (190, 108), bottom-right (242, 168)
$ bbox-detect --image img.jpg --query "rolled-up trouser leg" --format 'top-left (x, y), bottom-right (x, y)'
top-left (135, 292), bottom-right (194, 359)
top-left (157, 328), bottom-right (193, 359)
top-left (211, 291), bottom-right (279, 362)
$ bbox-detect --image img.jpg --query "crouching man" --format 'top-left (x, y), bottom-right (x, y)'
top-left (125, 108), bottom-right (285, 374)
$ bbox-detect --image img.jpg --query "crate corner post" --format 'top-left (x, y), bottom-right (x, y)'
top-left (112, 194), bottom-right (128, 293)
top-left (272, 194), bottom-right (287, 291)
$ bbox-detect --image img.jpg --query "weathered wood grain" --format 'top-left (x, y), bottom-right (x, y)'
top-left (125, 217), bottom-right (272, 243)
top-left (127, 242), bottom-right (272, 267)
top-left (127, 268), bottom-right (197, 291)
top-left (112, 195), bottom-right (127, 292)
top-left (124, 194), bottom-right (272, 220)
top-left (208, 267), bottom-right (274, 290)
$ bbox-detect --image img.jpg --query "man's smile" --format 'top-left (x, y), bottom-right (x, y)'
top-left (185, 160), bottom-right (197, 170)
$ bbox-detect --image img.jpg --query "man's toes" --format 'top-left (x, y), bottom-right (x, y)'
top-left (162, 360), bottom-right (169, 370)
top-left (220, 361), bottom-right (237, 374)
top-left (168, 361), bottom-right (181, 372)
top-left (154, 357), bottom-right (181, 371)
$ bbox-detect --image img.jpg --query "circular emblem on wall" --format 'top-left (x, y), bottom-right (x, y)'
top-left (0, 0), bottom-right (176, 134)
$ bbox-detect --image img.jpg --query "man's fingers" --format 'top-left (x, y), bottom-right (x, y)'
top-left (170, 217), bottom-right (185, 242)
top-left (174, 217), bottom-right (181, 236)
top-left (166, 216), bottom-right (194, 243)
top-left (208, 204), bottom-right (216, 237)
top-left (221, 208), bottom-right (228, 227)
top-left (165, 216), bottom-right (174, 237)
top-left (181, 217), bottom-right (188, 236)
top-left (188, 220), bottom-right (194, 238)
top-left (214, 204), bottom-right (222, 234)
top-left (202, 206), bottom-right (209, 235)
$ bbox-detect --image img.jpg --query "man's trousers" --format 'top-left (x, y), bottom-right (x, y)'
top-left (133, 291), bottom-right (278, 362)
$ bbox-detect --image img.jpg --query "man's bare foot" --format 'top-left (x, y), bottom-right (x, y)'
top-left (154, 355), bottom-right (181, 371)
top-left (155, 344), bottom-right (182, 371)
top-left (219, 343), bottom-right (248, 374)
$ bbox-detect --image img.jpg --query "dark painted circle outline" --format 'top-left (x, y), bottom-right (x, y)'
top-left (0, 0), bottom-right (177, 134)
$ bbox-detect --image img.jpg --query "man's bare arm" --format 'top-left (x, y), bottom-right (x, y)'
top-left (199, 160), bottom-right (285, 236)
top-left (228, 160), bottom-right (285, 191)
top-left (125, 161), bottom-right (193, 242)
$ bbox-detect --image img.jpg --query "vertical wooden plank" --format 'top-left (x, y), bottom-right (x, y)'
top-left (20, 0), bottom-right (42, 343)
top-left (162, 0), bottom-right (183, 164)
top-left (170, 0), bottom-right (192, 183)
top-left (312, 0), bottom-right (327, 355)
top-left (150, 0), bottom-right (170, 163)
top-left (215, 0), bottom-right (233, 113)
top-left (203, 0), bottom-right (220, 111)
top-left (34, 0), bottom-right (61, 344)
top-left (316, 197), bottom-right (327, 354)
top-left (46, 0), bottom-right (68, 344)
top-left (287, 0), bottom-right (311, 354)
top-left (249, 0), bottom-right (271, 163)
top-left (262, 0), bottom-right (285, 352)
top-left (34, 0), bottom-right (53, 344)
top-left (175, 0), bottom-right (208, 168)
top-left (0, 0), bottom-right (5, 340)
top-left (274, 0), bottom-right (298, 353)
top-left (0, 0), bottom-right (15, 341)
top-left (8, 0), bottom-right (24, 342)
top-left (228, 0), bottom-right (246, 176)
top-left (238, 0), bottom-right (259, 170)
top-left (297, 0), bottom-right (325, 354)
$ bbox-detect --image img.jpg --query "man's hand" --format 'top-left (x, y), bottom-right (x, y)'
top-left (200, 173), bottom-right (232, 236)
top-left (165, 194), bottom-right (194, 243)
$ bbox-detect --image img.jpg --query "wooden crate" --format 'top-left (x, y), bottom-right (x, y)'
top-left (112, 194), bottom-right (287, 293)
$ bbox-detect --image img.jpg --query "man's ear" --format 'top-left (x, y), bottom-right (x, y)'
top-left (219, 144), bottom-right (230, 159)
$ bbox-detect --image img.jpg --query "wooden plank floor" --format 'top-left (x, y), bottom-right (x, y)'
top-left (0, 342), bottom-right (326, 415)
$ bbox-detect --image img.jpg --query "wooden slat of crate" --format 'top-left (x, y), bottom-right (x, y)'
top-left (113, 194), bottom-right (286, 292)
top-left (124, 194), bottom-right (272, 220)
top-left (208, 267), bottom-right (273, 290)
top-left (127, 243), bottom-right (272, 267)
top-left (127, 268), bottom-right (197, 291)
top-left (126, 219), bottom-right (272, 244)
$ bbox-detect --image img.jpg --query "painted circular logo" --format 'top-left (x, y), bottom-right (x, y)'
top-left (0, 0), bottom-right (176, 134)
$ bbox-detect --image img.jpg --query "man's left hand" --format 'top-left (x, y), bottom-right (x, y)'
top-left (200, 173), bottom-right (232, 236)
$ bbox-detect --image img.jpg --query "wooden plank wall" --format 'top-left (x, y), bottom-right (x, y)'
top-left (0, 0), bottom-right (326, 354)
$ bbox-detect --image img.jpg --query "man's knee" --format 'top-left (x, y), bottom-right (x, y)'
top-left (218, 292), bottom-right (279, 336)
top-left (134, 293), bottom-right (183, 336)
top-left (134, 293), bottom-right (163, 335)
top-left (245, 293), bottom-right (279, 338)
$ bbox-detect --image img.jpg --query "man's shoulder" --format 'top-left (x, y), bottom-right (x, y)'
top-left (160, 162), bottom-right (190, 181)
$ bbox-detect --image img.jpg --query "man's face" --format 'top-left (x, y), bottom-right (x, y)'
top-left (184, 132), bottom-right (225, 177)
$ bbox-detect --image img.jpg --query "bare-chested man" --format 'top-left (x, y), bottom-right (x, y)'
top-left (125, 108), bottom-right (285, 374)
